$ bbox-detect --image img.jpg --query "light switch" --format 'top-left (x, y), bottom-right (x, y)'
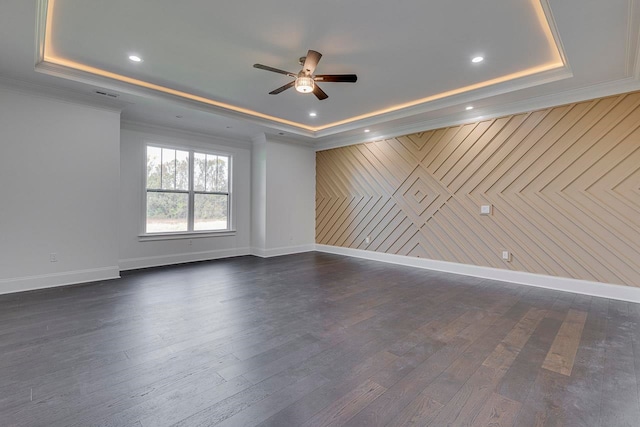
top-left (480, 205), bottom-right (492, 215)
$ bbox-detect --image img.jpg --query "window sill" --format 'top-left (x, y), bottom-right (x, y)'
top-left (138, 230), bottom-right (236, 242)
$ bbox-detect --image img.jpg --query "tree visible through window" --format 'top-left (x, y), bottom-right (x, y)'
top-left (146, 145), bottom-right (230, 233)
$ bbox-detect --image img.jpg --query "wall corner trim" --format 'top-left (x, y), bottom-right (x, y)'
top-left (0, 266), bottom-right (121, 296)
top-left (315, 245), bottom-right (640, 304)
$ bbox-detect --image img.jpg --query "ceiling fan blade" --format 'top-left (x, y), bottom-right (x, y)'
top-left (269, 81), bottom-right (295, 95)
top-left (302, 50), bottom-right (322, 75)
top-left (253, 64), bottom-right (296, 77)
top-left (313, 84), bottom-right (328, 100)
top-left (314, 74), bottom-right (358, 83)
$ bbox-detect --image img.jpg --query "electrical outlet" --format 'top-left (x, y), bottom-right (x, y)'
top-left (480, 205), bottom-right (492, 215)
top-left (49, 253), bottom-right (57, 262)
top-left (188, 239), bottom-right (193, 246)
top-left (365, 236), bottom-right (371, 244)
top-left (502, 250), bottom-right (511, 262)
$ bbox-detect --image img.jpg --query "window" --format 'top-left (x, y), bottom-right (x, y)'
top-left (145, 145), bottom-right (230, 234)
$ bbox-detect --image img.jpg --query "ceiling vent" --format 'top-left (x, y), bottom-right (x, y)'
top-left (95, 90), bottom-right (119, 98)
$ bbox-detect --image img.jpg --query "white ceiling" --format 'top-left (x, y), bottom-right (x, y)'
top-left (1, 0), bottom-right (639, 147)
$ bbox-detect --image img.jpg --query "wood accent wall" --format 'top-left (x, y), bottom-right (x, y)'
top-left (316, 92), bottom-right (640, 287)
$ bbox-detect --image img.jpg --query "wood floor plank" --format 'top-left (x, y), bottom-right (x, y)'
top-left (515, 296), bottom-right (605, 426)
top-left (425, 308), bottom-right (551, 426)
top-left (214, 373), bottom-right (329, 427)
top-left (169, 366), bottom-right (323, 426)
top-left (97, 376), bottom-right (252, 427)
top-left (256, 350), bottom-right (398, 426)
top-left (426, 364), bottom-right (502, 426)
top-left (597, 300), bottom-right (640, 427)
top-left (630, 302), bottom-right (640, 415)
top-left (217, 333), bottom-right (320, 380)
top-left (470, 392), bottom-right (521, 427)
top-left (386, 394), bottom-right (443, 427)
top-left (512, 368), bottom-right (569, 427)
top-left (482, 308), bottom-right (546, 373)
top-left (385, 315), bottom-right (519, 426)
top-left (344, 337), bottom-right (474, 427)
top-left (497, 317), bottom-right (562, 404)
top-left (542, 308), bottom-right (588, 376)
top-left (0, 253), bottom-right (637, 427)
top-left (344, 302), bottom-right (514, 427)
top-left (301, 379), bottom-right (386, 427)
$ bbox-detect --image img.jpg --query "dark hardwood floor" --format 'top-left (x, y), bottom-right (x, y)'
top-left (1, 252), bottom-right (639, 426)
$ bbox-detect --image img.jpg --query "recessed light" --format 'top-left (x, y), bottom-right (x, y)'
top-left (128, 55), bottom-right (142, 62)
top-left (309, 112), bottom-right (317, 117)
top-left (364, 129), bottom-right (370, 133)
top-left (465, 106), bottom-right (474, 110)
top-left (175, 115), bottom-right (183, 118)
top-left (471, 56), bottom-right (484, 63)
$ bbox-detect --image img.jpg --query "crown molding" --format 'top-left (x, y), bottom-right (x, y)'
top-left (314, 77), bottom-right (640, 151)
top-left (629, 0), bottom-right (640, 78)
top-left (0, 75), bottom-right (126, 113)
top-left (34, 60), bottom-right (318, 138)
top-left (313, 64), bottom-right (573, 139)
top-left (121, 120), bottom-right (253, 149)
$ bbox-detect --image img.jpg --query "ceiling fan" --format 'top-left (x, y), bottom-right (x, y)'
top-left (253, 49), bottom-right (357, 100)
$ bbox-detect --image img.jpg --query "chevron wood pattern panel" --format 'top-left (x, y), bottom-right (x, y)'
top-left (316, 92), bottom-right (640, 287)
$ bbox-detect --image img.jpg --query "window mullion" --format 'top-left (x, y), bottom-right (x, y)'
top-left (193, 191), bottom-right (229, 196)
top-left (204, 155), bottom-right (208, 192)
top-left (159, 147), bottom-right (163, 188)
top-left (214, 155), bottom-right (219, 191)
top-left (188, 151), bottom-right (195, 231)
top-left (147, 189), bottom-right (189, 194)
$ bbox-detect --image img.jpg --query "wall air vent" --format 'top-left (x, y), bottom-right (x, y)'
top-left (95, 90), bottom-right (119, 98)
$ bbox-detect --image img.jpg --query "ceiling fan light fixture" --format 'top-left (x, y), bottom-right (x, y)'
top-left (254, 50), bottom-right (356, 100)
top-left (295, 76), bottom-right (315, 93)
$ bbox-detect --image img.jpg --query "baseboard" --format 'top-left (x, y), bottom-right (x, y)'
top-left (0, 266), bottom-right (120, 296)
top-left (119, 247), bottom-right (252, 271)
top-left (251, 244), bottom-right (316, 258)
top-left (315, 244), bottom-right (640, 304)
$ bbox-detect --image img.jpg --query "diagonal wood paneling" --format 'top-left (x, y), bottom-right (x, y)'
top-left (316, 92), bottom-right (640, 287)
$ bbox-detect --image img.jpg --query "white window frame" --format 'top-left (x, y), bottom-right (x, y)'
top-left (139, 142), bottom-right (235, 241)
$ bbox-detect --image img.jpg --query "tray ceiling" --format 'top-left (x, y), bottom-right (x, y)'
top-left (0, 0), bottom-right (638, 143)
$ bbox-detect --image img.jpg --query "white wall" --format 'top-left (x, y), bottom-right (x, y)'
top-left (118, 124), bottom-right (252, 270)
top-left (0, 86), bottom-right (121, 294)
top-left (251, 134), bottom-right (267, 252)
top-left (250, 137), bottom-right (315, 257)
top-left (0, 86), bottom-right (316, 294)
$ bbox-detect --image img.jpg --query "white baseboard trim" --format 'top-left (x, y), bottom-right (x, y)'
top-left (0, 266), bottom-right (120, 296)
top-left (119, 247), bottom-right (252, 271)
top-left (251, 244), bottom-right (316, 258)
top-left (315, 245), bottom-right (640, 304)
